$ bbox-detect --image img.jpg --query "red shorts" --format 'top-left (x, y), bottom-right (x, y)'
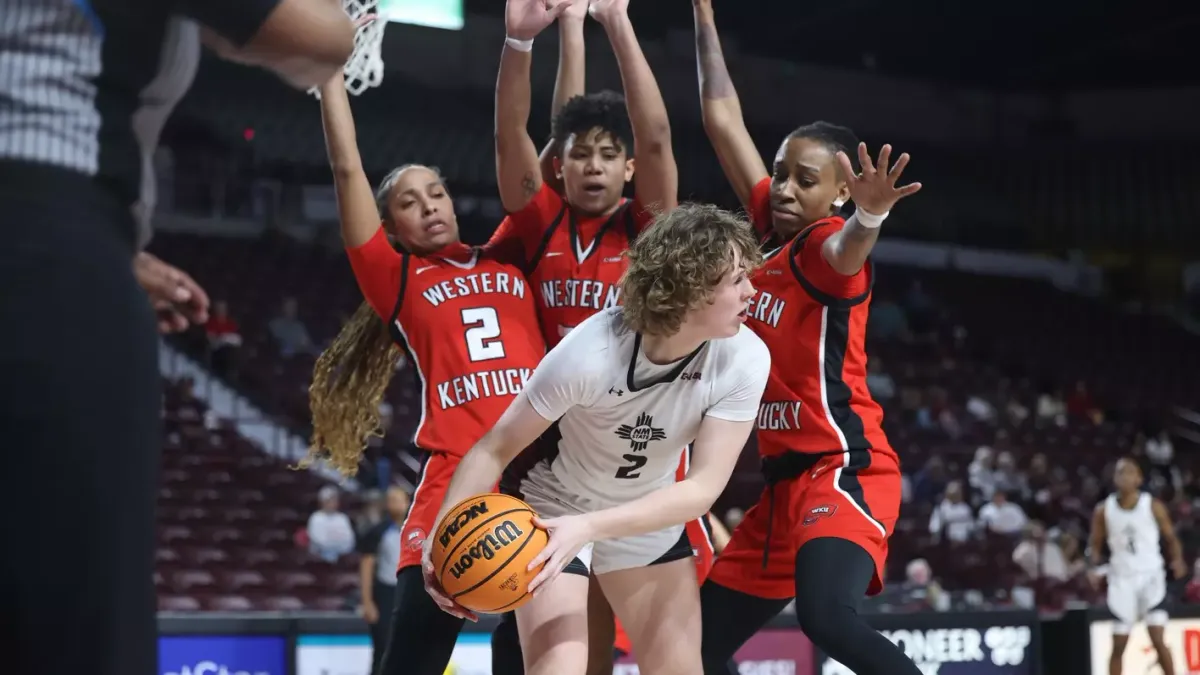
top-left (708, 448), bottom-right (900, 600)
top-left (612, 514), bottom-right (714, 654)
top-left (396, 452), bottom-right (460, 571)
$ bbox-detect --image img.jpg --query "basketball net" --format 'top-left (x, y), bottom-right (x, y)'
top-left (308, 0), bottom-right (388, 99)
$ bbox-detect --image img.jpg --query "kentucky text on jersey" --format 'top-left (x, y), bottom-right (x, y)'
top-left (420, 272), bottom-right (526, 306)
top-left (436, 367), bottom-right (534, 410)
top-left (757, 401), bottom-right (803, 431)
top-left (540, 278), bottom-right (621, 311)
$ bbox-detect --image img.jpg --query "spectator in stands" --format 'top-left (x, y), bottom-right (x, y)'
top-left (929, 481), bottom-right (975, 543)
top-left (866, 293), bottom-right (909, 341)
top-left (1026, 453), bottom-right (1052, 503)
top-left (866, 357), bottom-right (896, 401)
top-left (1057, 532), bottom-right (1087, 581)
top-left (355, 489), bottom-right (385, 534)
top-left (1065, 380), bottom-right (1095, 421)
top-left (969, 446), bottom-right (998, 502)
top-left (358, 486), bottom-right (411, 675)
top-left (978, 490), bottom-right (1028, 536)
top-left (1012, 521), bottom-right (1068, 582)
top-left (1184, 558), bottom-right (1200, 604)
top-left (912, 456), bottom-right (949, 505)
top-left (903, 280), bottom-right (937, 335)
top-left (1005, 396), bottom-right (1030, 426)
top-left (966, 393), bottom-right (997, 424)
top-left (204, 300), bottom-right (242, 378)
top-left (993, 450), bottom-right (1029, 500)
top-left (1036, 387), bottom-right (1066, 427)
top-left (307, 486), bottom-right (356, 562)
top-left (1146, 429), bottom-right (1177, 494)
top-left (268, 296), bottom-right (316, 357)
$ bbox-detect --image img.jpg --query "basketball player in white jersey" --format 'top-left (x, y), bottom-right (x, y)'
top-left (422, 203), bottom-right (770, 675)
top-left (1089, 458), bottom-right (1187, 675)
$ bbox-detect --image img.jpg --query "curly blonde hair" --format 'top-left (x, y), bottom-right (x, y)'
top-left (304, 301), bottom-right (399, 477)
top-left (621, 203), bottom-right (762, 336)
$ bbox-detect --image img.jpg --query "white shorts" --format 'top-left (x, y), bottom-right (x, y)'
top-left (1107, 571), bottom-right (1168, 634)
top-left (520, 461), bottom-right (692, 575)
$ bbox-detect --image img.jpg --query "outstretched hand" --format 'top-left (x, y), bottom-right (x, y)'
top-left (836, 142), bottom-right (922, 215)
top-left (506, 0), bottom-right (579, 41)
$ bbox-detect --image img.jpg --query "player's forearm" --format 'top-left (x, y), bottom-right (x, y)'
top-left (693, 3), bottom-right (741, 116)
top-left (822, 210), bottom-right (883, 276)
top-left (1165, 534), bottom-right (1185, 566)
top-left (585, 478), bottom-right (714, 541)
top-left (318, 79), bottom-right (364, 174)
top-left (359, 555), bottom-right (376, 602)
top-left (553, 16), bottom-right (586, 118)
top-left (495, 44), bottom-right (543, 211)
top-left (604, 15), bottom-right (671, 156)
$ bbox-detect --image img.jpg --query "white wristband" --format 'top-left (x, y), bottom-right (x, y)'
top-left (854, 207), bottom-right (889, 229)
top-left (505, 36), bottom-right (534, 52)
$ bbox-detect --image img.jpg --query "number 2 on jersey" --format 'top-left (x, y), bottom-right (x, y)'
top-left (614, 454), bottom-right (647, 479)
top-left (462, 307), bottom-right (505, 362)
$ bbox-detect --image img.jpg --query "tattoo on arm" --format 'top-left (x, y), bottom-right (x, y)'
top-left (696, 21), bottom-right (735, 100)
top-left (521, 171), bottom-right (538, 199)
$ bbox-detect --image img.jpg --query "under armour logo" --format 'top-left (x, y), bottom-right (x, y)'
top-left (609, 387), bottom-right (624, 396)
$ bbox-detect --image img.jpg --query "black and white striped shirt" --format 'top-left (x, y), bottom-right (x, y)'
top-left (0, 0), bottom-right (279, 243)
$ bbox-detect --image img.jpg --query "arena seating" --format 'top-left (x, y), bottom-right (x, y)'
top-left (155, 377), bottom-right (360, 611)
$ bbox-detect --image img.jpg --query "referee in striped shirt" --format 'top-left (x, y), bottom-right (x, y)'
top-left (0, 1), bottom-right (355, 673)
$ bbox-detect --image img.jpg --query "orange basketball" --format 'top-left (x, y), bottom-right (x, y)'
top-left (431, 493), bottom-right (547, 613)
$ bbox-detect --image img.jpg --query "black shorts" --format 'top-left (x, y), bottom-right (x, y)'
top-left (0, 162), bottom-right (161, 675)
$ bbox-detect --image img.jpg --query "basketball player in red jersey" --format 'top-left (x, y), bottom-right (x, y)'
top-left (305, 73), bottom-right (545, 675)
top-left (691, 2), bottom-right (924, 674)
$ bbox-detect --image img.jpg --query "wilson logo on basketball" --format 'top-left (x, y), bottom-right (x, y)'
top-left (448, 520), bottom-right (525, 580)
top-left (438, 503), bottom-right (490, 547)
top-left (803, 504), bottom-right (837, 526)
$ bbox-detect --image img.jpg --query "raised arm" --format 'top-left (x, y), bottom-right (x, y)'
top-left (539, 4), bottom-right (588, 192)
top-left (496, 0), bottom-right (571, 212)
top-left (186, 0), bottom-right (355, 89)
top-left (591, 0), bottom-right (677, 211)
top-left (692, 0), bottom-right (767, 211)
top-left (318, 77), bottom-right (382, 249)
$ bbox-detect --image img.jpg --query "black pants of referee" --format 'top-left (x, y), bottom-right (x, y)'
top-left (0, 163), bottom-right (161, 675)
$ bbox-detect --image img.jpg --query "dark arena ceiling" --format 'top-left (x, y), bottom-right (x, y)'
top-left (465, 0), bottom-right (1198, 90)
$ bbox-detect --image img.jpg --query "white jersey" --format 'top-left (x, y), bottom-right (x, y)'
top-left (524, 307), bottom-right (771, 505)
top-left (1104, 492), bottom-right (1163, 577)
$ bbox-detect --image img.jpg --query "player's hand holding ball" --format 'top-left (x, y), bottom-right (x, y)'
top-left (421, 537), bottom-right (480, 622)
top-left (426, 494), bottom-right (549, 616)
top-left (525, 513), bottom-right (596, 595)
top-left (835, 142), bottom-right (923, 218)
top-left (505, 0), bottom-right (581, 41)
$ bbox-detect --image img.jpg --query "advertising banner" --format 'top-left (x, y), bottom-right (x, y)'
top-left (816, 616), bottom-right (1036, 675)
top-left (159, 636), bottom-right (287, 675)
top-left (1090, 618), bottom-right (1200, 675)
top-left (614, 629), bottom-right (814, 675)
top-left (295, 633), bottom-right (490, 675)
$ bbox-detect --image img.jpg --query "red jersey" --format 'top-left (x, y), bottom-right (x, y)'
top-left (744, 177), bottom-right (890, 457)
top-left (487, 184), bottom-right (653, 348)
top-left (347, 228), bottom-right (545, 456)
